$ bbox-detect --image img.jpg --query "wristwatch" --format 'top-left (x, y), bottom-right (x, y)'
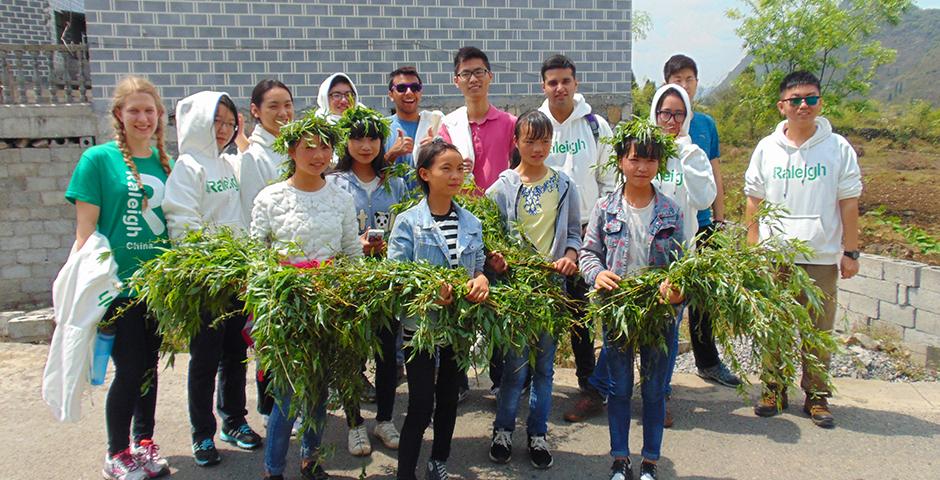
top-left (843, 250), bottom-right (860, 260)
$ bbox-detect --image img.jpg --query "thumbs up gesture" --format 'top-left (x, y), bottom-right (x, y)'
top-left (386, 128), bottom-right (414, 162)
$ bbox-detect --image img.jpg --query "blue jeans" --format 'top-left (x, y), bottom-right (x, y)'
top-left (664, 306), bottom-right (685, 398)
top-left (588, 344), bottom-right (611, 398)
top-left (604, 321), bottom-right (675, 461)
top-left (493, 332), bottom-right (556, 436)
top-left (264, 388), bottom-right (327, 476)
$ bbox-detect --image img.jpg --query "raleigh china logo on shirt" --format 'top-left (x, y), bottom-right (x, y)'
top-left (552, 138), bottom-right (587, 155)
top-left (656, 169), bottom-right (683, 187)
top-left (773, 163), bottom-right (827, 181)
top-left (206, 175), bottom-right (240, 193)
top-left (123, 171), bottom-right (167, 238)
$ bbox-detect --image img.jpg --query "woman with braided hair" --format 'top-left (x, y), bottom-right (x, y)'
top-left (65, 75), bottom-right (173, 480)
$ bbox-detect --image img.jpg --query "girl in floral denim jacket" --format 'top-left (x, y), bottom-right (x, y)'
top-left (578, 119), bottom-right (684, 480)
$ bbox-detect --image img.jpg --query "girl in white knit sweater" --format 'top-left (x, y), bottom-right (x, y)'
top-left (250, 113), bottom-right (361, 480)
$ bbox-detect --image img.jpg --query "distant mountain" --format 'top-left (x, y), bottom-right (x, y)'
top-left (711, 6), bottom-right (940, 105)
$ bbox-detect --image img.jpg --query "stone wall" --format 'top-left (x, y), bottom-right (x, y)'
top-left (0, 104), bottom-right (99, 310)
top-left (838, 254), bottom-right (940, 369)
top-left (0, 0), bottom-right (51, 45)
top-left (83, 0), bottom-right (633, 119)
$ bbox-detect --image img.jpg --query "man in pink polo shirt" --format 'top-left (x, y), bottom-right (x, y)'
top-left (440, 46), bottom-right (516, 193)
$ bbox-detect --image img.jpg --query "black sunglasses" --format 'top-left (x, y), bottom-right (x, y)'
top-left (391, 82), bottom-right (422, 93)
top-left (783, 95), bottom-right (821, 107)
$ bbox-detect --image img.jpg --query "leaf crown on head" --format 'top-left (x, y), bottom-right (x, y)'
top-left (602, 116), bottom-right (679, 176)
top-left (334, 104), bottom-right (392, 158)
top-left (272, 110), bottom-right (342, 155)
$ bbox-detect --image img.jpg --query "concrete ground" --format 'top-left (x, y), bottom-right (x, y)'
top-left (2, 342), bottom-right (939, 480)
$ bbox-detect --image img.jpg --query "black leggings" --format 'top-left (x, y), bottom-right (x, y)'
top-left (344, 318), bottom-right (402, 427)
top-left (397, 344), bottom-right (459, 480)
top-left (105, 298), bottom-right (162, 455)
top-left (689, 224), bottom-right (722, 370)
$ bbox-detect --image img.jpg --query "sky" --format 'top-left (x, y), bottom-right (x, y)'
top-left (631, 0), bottom-right (940, 89)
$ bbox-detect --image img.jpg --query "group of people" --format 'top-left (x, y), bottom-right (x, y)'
top-left (65, 44), bottom-right (861, 480)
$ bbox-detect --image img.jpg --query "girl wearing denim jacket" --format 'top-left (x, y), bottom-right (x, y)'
top-left (386, 140), bottom-right (489, 480)
top-left (327, 105), bottom-right (409, 456)
top-left (579, 120), bottom-right (685, 480)
top-left (483, 111), bottom-right (581, 470)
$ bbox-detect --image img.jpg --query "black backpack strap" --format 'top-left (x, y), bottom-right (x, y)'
top-left (585, 113), bottom-right (600, 145)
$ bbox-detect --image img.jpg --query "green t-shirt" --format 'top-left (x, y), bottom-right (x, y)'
top-left (65, 141), bottom-right (172, 297)
top-left (517, 169), bottom-right (561, 260)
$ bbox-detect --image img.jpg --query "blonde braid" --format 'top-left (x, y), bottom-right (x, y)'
top-left (154, 122), bottom-right (172, 175)
top-left (113, 122), bottom-right (148, 209)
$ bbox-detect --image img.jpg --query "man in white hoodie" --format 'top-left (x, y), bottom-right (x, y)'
top-left (536, 55), bottom-right (617, 407)
top-left (745, 71), bottom-right (862, 428)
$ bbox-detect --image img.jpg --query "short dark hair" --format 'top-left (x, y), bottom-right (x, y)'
top-left (329, 75), bottom-right (353, 92)
top-left (453, 46), bottom-right (491, 75)
top-left (415, 139), bottom-right (461, 195)
top-left (335, 126), bottom-right (387, 178)
top-left (663, 54), bottom-right (698, 82)
top-left (779, 71), bottom-right (821, 96)
top-left (615, 139), bottom-right (666, 162)
top-left (510, 110), bottom-right (553, 168)
top-left (540, 54), bottom-right (576, 81)
top-left (388, 66), bottom-right (423, 91)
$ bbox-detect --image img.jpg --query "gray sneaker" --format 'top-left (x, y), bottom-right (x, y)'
top-left (426, 459), bottom-right (448, 480)
top-left (697, 363), bottom-right (742, 387)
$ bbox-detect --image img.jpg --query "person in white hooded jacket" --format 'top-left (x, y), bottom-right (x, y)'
top-left (163, 91), bottom-right (263, 467)
top-left (315, 72), bottom-right (361, 123)
top-left (745, 71), bottom-right (861, 429)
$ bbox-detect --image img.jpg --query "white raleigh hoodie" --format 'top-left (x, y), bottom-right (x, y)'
top-left (314, 72), bottom-right (361, 123)
top-left (539, 93), bottom-right (618, 224)
top-left (164, 91), bottom-right (245, 238)
top-left (239, 124), bottom-right (287, 227)
top-left (744, 116), bottom-right (862, 265)
top-left (649, 84), bottom-right (717, 247)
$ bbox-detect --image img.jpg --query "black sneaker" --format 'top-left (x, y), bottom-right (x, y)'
top-left (527, 435), bottom-right (553, 469)
top-left (262, 475), bottom-right (284, 480)
top-left (192, 438), bottom-right (221, 467)
top-left (300, 459), bottom-right (331, 480)
top-left (360, 373), bottom-right (377, 403)
top-left (220, 423), bottom-right (262, 450)
top-left (488, 429), bottom-right (512, 464)
top-left (609, 458), bottom-right (631, 480)
top-left (457, 385), bottom-right (470, 404)
top-left (426, 459), bottom-right (448, 480)
top-left (639, 461), bottom-right (657, 480)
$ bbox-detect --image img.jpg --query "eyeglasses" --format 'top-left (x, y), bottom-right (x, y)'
top-left (783, 95), bottom-right (821, 107)
top-left (391, 82), bottom-right (422, 93)
top-left (214, 118), bottom-right (237, 131)
top-left (328, 91), bottom-right (356, 101)
top-left (656, 110), bottom-right (687, 123)
top-left (456, 68), bottom-right (490, 81)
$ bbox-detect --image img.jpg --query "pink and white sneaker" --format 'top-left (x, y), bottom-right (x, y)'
top-left (102, 449), bottom-right (148, 480)
top-left (132, 440), bottom-right (170, 478)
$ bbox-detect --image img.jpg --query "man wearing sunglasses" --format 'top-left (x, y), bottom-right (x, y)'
top-left (385, 66), bottom-right (425, 170)
top-left (745, 71), bottom-right (862, 429)
top-left (440, 46), bottom-right (516, 194)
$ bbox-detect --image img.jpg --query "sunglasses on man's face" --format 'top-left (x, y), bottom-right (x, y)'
top-left (783, 95), bottom-right (821, 107)
top-left (392, 82), bottom-right (422, 93)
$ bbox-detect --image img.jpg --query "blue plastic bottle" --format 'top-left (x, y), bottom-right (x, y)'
top-left (90, 330), bottom-right (115, 386)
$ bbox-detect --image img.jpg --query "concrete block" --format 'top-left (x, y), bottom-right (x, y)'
top-left (0, 265), bottom-right (30, 280)
top-left (0, 310), bottom-right (25, 337)
top-left (882, 258), bottom-right (923, 287)
top-left (921, 266), bottom-right (940, 293)
top-left (839, 275), bottom-right (898, 303)
top-left (904, 328), bottom-right (940, 348)
top-left (838, 290), bottom-right (879, 318)
top-left (869, 319), bottom-right (904, 338)
top-left (908, 287), bottom-right (940, 315)
top-left (898, 286), bottom-right (910, 305)
top-left (30, 234), bottom-right (61, 249)
top-left (836, 306), bottom-right (868, 332)
top-left (915, 309), bottom-right (940, 336)
top-left (7, 311), bottom-right (54, 343)
top-left (879, 301), bottom-right (916, 329)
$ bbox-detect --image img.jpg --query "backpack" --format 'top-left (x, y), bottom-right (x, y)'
top-left (584, 113), bottom-right (600, 146)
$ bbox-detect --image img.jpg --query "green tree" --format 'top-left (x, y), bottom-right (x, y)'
top-left (728, 0), bottom-right (912, 103)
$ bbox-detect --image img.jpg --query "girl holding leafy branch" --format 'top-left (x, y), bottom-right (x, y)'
top-left (163, 91), bottom-right (262, 466)
top-left (483, 110), bottom-right (581, 470)
top-left (327, 104), bottom-right (409, 456)
top-left (251, 112), bottom-right (361, 480)
top-left (387, 140), bottom-right (490, 480)
top-left (66, 76), bottom-right (173, 480)
top-left (580, 118), bottom-right (685, 480)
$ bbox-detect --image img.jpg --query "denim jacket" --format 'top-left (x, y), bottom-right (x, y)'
top-left (579, 186), bottom-right (684, 287)
top-left (327, 170), bottom-right (408, 234)
top-left (387, 198), bottom-right (486, 331)
top-left (485, 168), bottom-right (582, 262)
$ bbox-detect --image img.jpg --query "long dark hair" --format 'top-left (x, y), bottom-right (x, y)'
top-left (216, 94), bottom-right (239, 149)
top-left (510, 110), bottom-right (553, 169)
top-left (415, 139), bottom-right (461, 196)
top-left (249, 79), bottom-right (292, 121)
top-left (334, 123), bottom-right (387, 177)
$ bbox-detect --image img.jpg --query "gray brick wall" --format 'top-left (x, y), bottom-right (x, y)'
top-left (84, 0), bottom-right (632, 118)
top-left (0, 0), bottom-right (51, 45)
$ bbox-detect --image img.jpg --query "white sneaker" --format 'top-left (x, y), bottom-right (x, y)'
top-left (131, 440), bottom-right (170, 478)
top-left (373, 421), bottom-right (400, 449)
top-left (262, 414), bottom-right (269, 428)
top-left (102, 449), bottom-right (148, 480)
top-left (347, 424), bottom-right (372, 456)
top-left (292, 416), bottom-right (301, 437)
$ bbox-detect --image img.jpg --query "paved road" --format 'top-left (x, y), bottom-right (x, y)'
top-left (2, 342), bottom-right (939, 479)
